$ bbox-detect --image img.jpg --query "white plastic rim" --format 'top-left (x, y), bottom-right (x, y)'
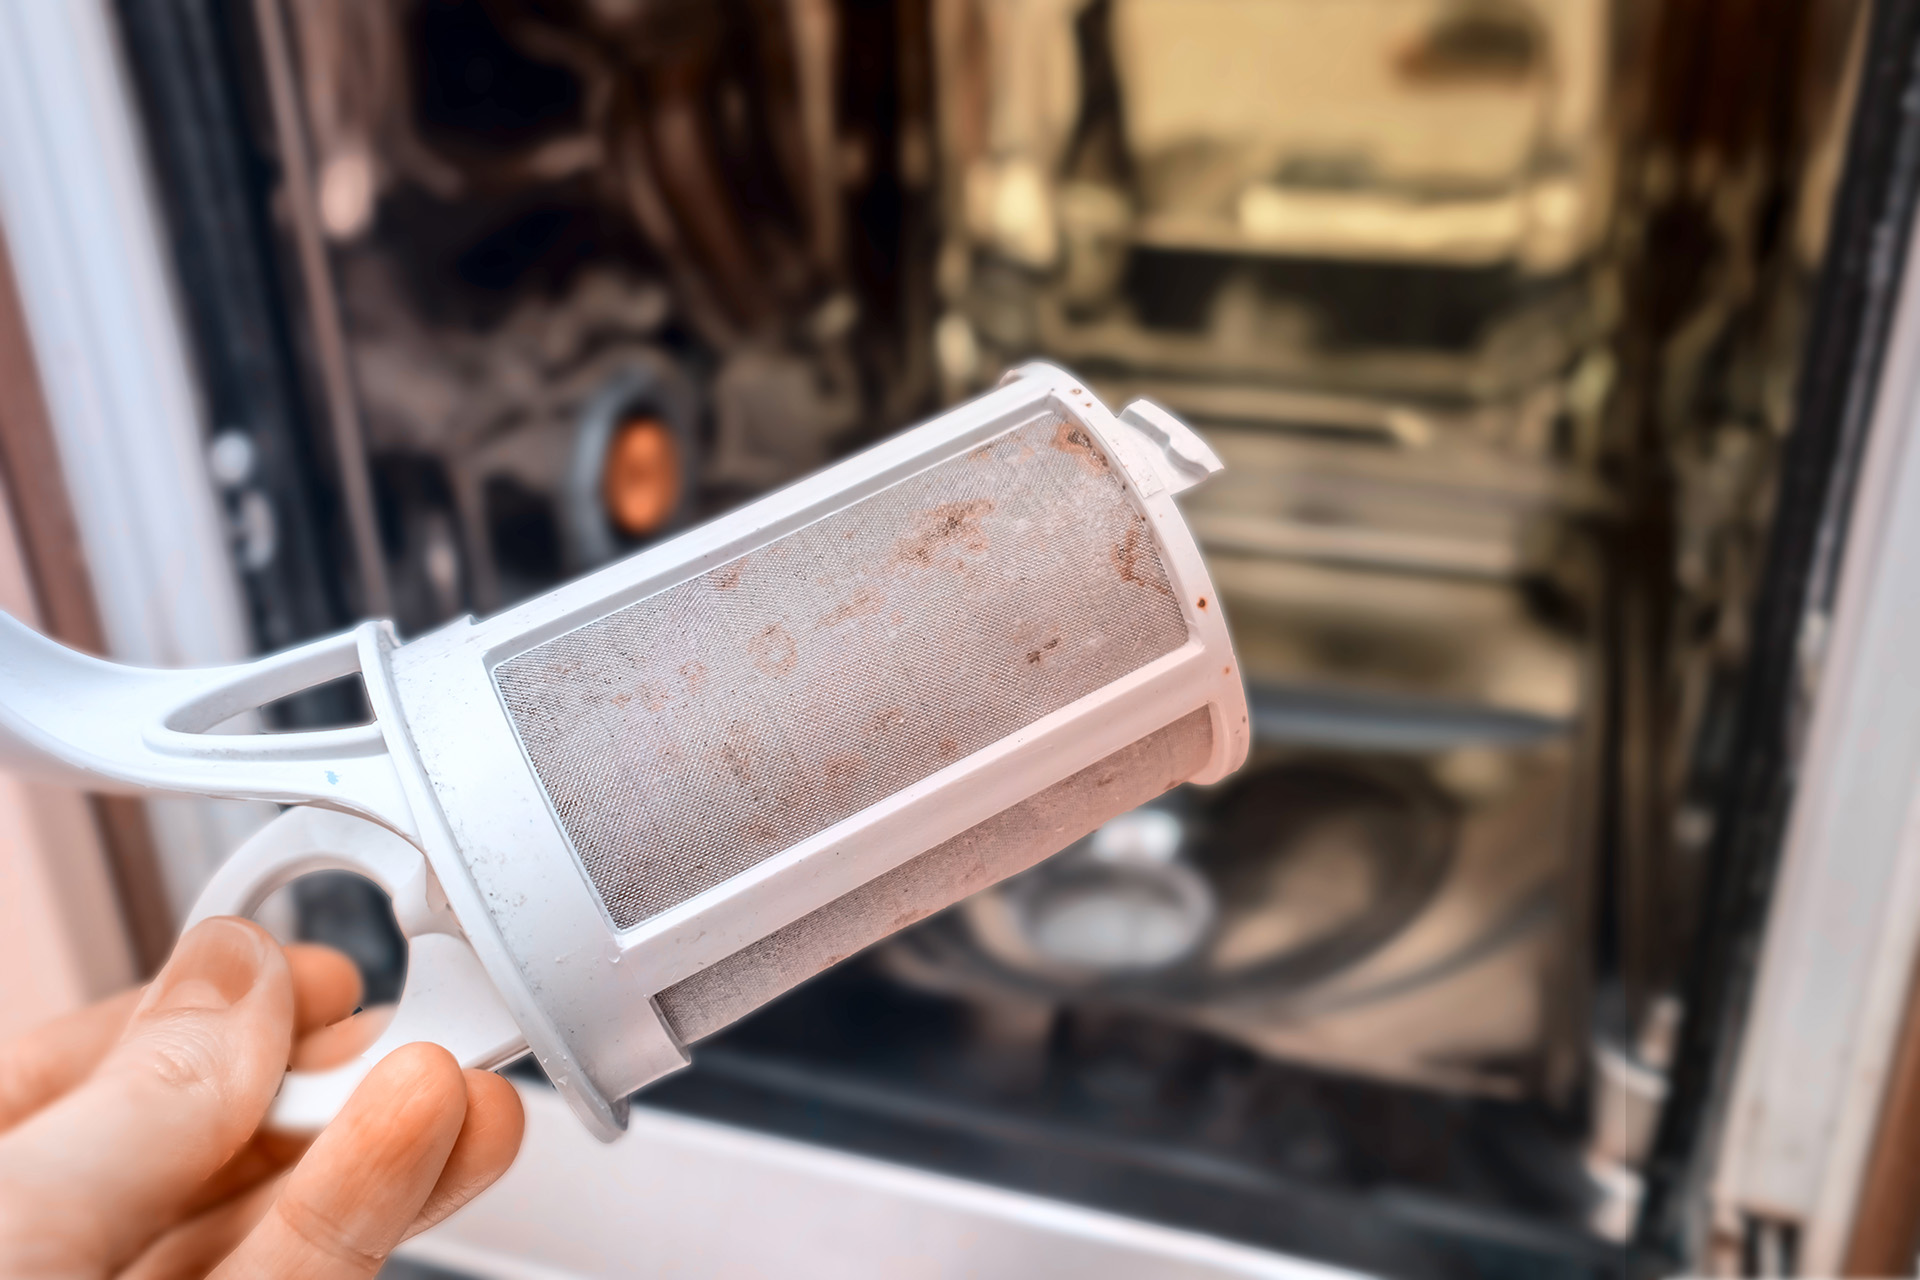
top-left (185, 806), bottom-right (526, 1133)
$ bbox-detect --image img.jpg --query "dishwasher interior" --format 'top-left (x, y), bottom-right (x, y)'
top-left (109, 0), bottom-right (1868, 1274)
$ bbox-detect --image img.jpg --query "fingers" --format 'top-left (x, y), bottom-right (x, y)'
top-left (118, 1173), bottom-right (285, 1280)
top-left (285, 941), bottom-right (383, 1073)
top-left (0, 987), bottom-right (140, 1133)
top-left (403, 1070), bottom-right (525, 1240)
top-left (0, 940), bottom-right (355, 1141)
top-left (175, 1127), bottom-right (313, 1225)
top-left (292, 1005), bottom-right (395, 1071)
top-left (136, 943), bottom-right (364, 1220)
top-left (213, 1042), bottom-right (470, 1279)
top-left (129, 1067), bottom-right (523, 1279)
top-left (0, 917), bottom-right (295, 1273)
top-left (286, 944), bottom-right (363, 1036)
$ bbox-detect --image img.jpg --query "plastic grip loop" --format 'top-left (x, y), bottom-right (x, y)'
top-left (186, 807), bottom-right (528, 1133)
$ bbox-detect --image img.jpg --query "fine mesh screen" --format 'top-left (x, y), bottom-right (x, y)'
top-left (496, 412), bottom-right (1190, 929)
top-left (656, 708), bottom-right (1214, 1043)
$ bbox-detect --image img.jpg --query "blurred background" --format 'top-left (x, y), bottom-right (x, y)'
top-left (2, 0), bottom-right (1917, 1275)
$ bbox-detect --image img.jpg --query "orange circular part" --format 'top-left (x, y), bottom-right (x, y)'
top-left (603, 417), bottom-right (680, 537)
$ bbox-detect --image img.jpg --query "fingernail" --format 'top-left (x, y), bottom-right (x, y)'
top-left (148, 917), bottom-right (271, 1014)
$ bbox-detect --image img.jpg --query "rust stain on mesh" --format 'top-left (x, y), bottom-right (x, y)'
top-left (892, 498), bottom-right (992, 570)
top-left (747, 623), bottom-right (797, 677)
top-left (1113, 518), bottom-right (1173, 596)
top-left (1053, 419), bottom-right (1111, 474)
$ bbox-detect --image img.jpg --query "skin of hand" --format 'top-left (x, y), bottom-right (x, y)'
top-left (0, 916), bottom-right (525, 1279)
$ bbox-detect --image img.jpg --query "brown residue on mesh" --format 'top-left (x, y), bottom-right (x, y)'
top-left (717, 722), bottom-right (758, 784)
top-left (1024, 636), bottom-right (1062, 665)
top-left (871, 706), bottom-right (906, 735)
top-left (748, 622), bottom-right (797, 677)
top-left (816, 586), bottom-right (885, 629)
top-left (893, 498), bottom-right (993, 569)
top-left (822, 752), bottom-right (866, 790)
top-left (610, 682), bottom-right (673, 712)
top-left (711, 557), bottom-right (748, 589)
top-left (1112, 522), bottom-right (1172, 595)
top-left (680, 660), bottom-right (708, 691)
top-left (1053, 419), bottom-right (1110, 474)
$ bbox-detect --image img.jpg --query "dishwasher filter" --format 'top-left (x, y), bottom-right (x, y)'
top-left (0, 363), bottom-right (1247, 1139)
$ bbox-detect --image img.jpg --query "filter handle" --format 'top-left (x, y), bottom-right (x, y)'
top-left (0, 611), bottom-right (414, 834)
top-left (185, 806), bottom-right (529, 1134)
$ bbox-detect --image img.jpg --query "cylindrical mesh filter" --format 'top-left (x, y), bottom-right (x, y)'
top-left (15, 361), bottom-right (1243, 1141)
top-left (497, 411), bottom-right (1192, 930)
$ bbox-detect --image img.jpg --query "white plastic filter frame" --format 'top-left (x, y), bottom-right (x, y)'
top-left (0, 363), bottom-right (1248, 1141)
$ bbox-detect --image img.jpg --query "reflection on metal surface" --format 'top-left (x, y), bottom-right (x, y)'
top-left (1004, 809), bottom-right (1217, 973)
top-left (904, 0), bottom-right (1617, 1120)
top-left (1015, 851), bottom-right (1216, 972)
top-left (1247, 685), bottom-right (1569, 752)
top-left (938, 0), bottom-right (1613, 406)
top-left (887, 737), bottom-right (1569, 1099)
top-left (272, 0), bottom-right (933, 633)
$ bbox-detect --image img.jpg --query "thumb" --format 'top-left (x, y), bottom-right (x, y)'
top-left (0, 917), bottom-right (295, 1273)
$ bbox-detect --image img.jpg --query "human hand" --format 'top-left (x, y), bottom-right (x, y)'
top-left (0, 916), bottom-right (525, 1278)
